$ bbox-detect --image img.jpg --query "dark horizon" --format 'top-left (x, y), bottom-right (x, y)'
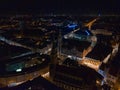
top-left (0, 0), bottom-right (120, 14)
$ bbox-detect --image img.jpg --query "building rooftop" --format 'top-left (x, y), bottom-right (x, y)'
top-left (109, 51), bottom-right (120, 76)
top-left (62, 38), bottom-right (91, 52)
top-left (75, 29), bottom-right (93, 36)
top-left (2, 76), bottom-right (62, 90)
top-left (52, 64), bottom-right (103, 87)
top-left (86, 43), bottom-right (112, 61)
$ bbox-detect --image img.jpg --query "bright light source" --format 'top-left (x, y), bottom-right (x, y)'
top-left (85, 30), bottom-right (90, 36)
top-left (16, 69), bottom-right (22, 72)
top-left (68, 55), bottom-right (72, 58)
top-left (96, 80), bottom-right (100, 84)
top-left (67, 24), bottom-right (77, 28)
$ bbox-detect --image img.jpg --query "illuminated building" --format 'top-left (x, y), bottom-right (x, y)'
top-left (49, 28), bottom-right (104, 90)
top-left (50, 62), bottom-right (103, 90)
top-left (0, 52), bottom-right (50, 88)
top-left (2, 76), bottom-right (62, 90)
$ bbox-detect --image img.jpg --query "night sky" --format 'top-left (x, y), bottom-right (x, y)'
top-left (0, 0), bottom-right (120, 14)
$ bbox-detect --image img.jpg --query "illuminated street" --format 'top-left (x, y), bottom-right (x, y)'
top-left (0, 6), bottom-right (120, 90)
